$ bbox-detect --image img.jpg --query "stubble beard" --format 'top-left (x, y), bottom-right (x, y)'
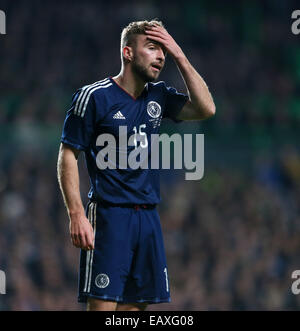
top-left (131, 56), bottom-right (158, 83)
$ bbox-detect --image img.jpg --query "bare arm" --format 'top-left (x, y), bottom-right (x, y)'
top-left (145, 25), bottom-right (216, 120)
top-left (57, 143), bottom-right (94, 250)
top-left (173, 54), bottom-right (215, 120)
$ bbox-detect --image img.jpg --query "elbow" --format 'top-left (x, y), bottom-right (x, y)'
top-left (203, 102), bottom-right (216, 119)
top-left (208, 102), bottom-right (216, 117)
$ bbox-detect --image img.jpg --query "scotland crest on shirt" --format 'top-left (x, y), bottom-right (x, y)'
top-left (147, 101), bottom-right (162, 128)
top-left (147, 101), bottom-right (161, 118)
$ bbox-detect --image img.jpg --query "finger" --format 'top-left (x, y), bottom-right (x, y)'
top-left (146, 26), bottom-right (167, 35)
top-left (145, 28), bottom-right (164, 34)
top-left (145, 30), bottom-right (165, 38)
top-left (78, 233), bottom-right (87, 250)
top-left (73, 232), bottom-right (84, 249)
top-left (82, 227), bottom-right (94, 250)
top-left (87, 229), bottom-right (95, 250)
top-left (146, 35), bottom-right (166, 45)
top-left (147, 25), bottom-right (163, 31)
top-left (83, 233), bottom-right (92, 250)
top-left (145, 31), bottom-right (167, 41)
top-left (71, 234), bottom-right (81, 248)
top-left (87, 239), bottom-right (94, 250)
top-left (149, 23), bottom-right (162, 29)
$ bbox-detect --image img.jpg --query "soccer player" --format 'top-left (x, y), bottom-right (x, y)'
top-left (57, 20), bottom-right (215, 311)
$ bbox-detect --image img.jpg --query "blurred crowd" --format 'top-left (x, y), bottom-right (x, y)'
top-left (0, 0), bottom-right (300, 310)
top-left (1, 149), bottom-right (300, 310)
top-left (1, 0), bottom-right (300, 130)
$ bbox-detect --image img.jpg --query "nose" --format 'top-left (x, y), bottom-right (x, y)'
top-left (157, 48), bottom-right (165, 63)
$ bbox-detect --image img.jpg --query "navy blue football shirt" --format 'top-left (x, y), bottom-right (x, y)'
top-left (61, 77), bottom-right (188, 205)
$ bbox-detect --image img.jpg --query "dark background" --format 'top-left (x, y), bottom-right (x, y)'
top-left (0, 0), bottom-right (300, 310)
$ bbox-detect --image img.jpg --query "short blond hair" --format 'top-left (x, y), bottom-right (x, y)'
top-left (120, 19), bottom-right (164, 61)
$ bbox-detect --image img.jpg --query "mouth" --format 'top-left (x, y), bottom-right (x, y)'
top-left (151, 63), bottom-right (162, 72)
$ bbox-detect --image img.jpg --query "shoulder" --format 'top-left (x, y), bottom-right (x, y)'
top-left (148, 80), bottom-right (167, 91)
top-left (148, 81), bottom-right (177, 96)
top-left (77, 77), bottom-right (113, 99)
top-left (72, 78), bottom-right (112, 117)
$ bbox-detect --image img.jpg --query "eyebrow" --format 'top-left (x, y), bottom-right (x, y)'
top-left (144, 39), bottom-right (167, 54)
top-left (144, 39), bottom-right (158, 46)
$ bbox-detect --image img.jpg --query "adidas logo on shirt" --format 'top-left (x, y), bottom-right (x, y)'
top-left (113, 111), bottom-right (126, 120)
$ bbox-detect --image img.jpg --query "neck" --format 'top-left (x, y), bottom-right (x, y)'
top-left (112, 65), bottom-right (146, 99)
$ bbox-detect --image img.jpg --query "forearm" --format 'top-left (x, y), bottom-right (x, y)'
top-left (57, 144), bottom-right (94, 250)
top-left (174, 51), bottom-right (215, 116)
top-left (57, 145), bottom-right (85, 217)
top-left (144, 24), bottom-right (215, 119)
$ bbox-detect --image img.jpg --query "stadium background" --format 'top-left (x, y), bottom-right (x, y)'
top-left (1, 0), bottom-right (300, 310)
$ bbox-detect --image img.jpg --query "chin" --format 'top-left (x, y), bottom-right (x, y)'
top-left (147, 76), bottom-right (157, 83)
top-left (132, 63), bottom-right (159, 83)
top-left (146, 72), bottom-right (160, 82)
top-left (141, 74), bottom-right (156, 83)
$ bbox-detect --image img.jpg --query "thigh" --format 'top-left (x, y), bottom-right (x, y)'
top-left (78, 204), bottom-right (139, 303)
top-left (122, 208), bottom-right (171, 304)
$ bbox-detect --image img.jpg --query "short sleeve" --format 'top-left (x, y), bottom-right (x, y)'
top-left (61, 89), bottom-right (96, 151)
top-left (162, 83), bottom-right (189, 123)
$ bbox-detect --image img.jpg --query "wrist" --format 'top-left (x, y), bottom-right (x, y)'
top-left (172, 47), bottom-right (186, 62)
top-left (68, 208), bottom-right (85, 220)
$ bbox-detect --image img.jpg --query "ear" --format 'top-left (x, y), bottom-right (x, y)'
top-left (123, 46), bottom-right (133, 62)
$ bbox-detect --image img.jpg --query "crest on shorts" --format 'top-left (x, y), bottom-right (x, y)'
top-left (147, 101), bottom-right (161, 118)
top-left (95, 273), bottom-right (110, 288)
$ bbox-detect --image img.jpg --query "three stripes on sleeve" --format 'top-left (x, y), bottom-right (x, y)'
top-left (73, 78), bottom-right (112, 118)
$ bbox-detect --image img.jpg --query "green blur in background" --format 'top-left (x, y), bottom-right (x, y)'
top-left (0, 0), bottom-right (300, 310)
